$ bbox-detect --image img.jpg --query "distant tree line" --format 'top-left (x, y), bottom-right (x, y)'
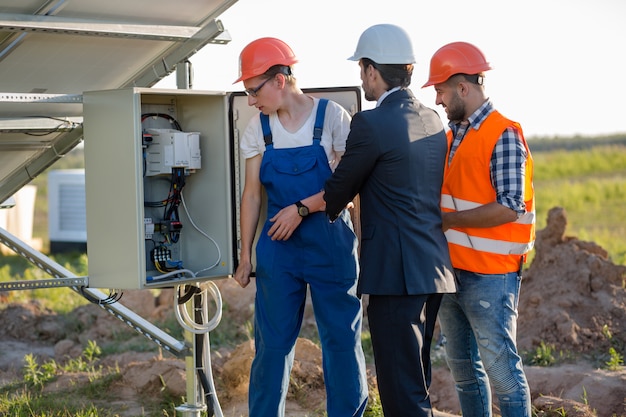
top-left (527, 133), bottom-right (626, 152)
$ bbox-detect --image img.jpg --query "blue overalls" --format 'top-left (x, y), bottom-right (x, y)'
top-left (249, 99), bottom-right (368, 417)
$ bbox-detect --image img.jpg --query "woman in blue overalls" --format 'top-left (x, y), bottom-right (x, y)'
top-left (233, 37), bottom-right (368, 417)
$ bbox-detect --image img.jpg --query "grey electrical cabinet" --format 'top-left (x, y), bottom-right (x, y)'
top-left (83, 86), bottom-right (361, 290)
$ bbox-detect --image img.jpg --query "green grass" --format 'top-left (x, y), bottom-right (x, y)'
top-left (0, 252), bottom-right (90, 312)
top-left (531, 142), bottom-right (626, 265)
top-left (0, 341), bottom-right (179, 417)
top-left (531, 144), bottom-right (626, 180)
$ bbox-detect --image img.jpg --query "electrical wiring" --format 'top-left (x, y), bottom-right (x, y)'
top-left (197, 333), bottom-right (223, 417)
top-left (150, 246), bottom-right (185, 274)
top-left (178, 284), bottom-right (201, 304)
top-left (162, 167), bottom-right (186, 244)
top-left (146, 174), bottom-right (186, 274)
top-left (174, 281), bottom-right (223, 334)
top-left (78, 286), bottom-right (123, 305)
top-left (146, 268), bottom-right (196, 283)
top-left (23, 116), bottom-right (81, 136)
top-left (166, 259), bottom-right (183, 269)
top-left (145, 192), bottom-right (178, 211)
top-left (140, 113), bottom-right (182, 131)
top-left (194, 293), bottom-right (223, 417)
top-left (180, 191), bottom-right (222, 275)
top-left (144, 196), bottom-right (174, 208)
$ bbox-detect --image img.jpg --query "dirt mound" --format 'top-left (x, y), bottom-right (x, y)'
top-left (1, 206), bottom-right (625, 416)
top-left (518, 206), bottom-right (626, 354)
top-left (217, 337), bottom-right (330, 413)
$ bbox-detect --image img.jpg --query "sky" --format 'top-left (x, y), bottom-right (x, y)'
top-left (156, 0), bottom-right (626, 139)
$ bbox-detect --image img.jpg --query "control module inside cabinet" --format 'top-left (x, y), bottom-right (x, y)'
top-left (83, 88), bottom-right (235, 290)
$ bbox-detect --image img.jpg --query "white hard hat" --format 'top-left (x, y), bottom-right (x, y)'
top-left (348, 23), bottom-right (416, 64)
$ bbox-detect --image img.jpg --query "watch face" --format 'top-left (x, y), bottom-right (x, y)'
top-left (298, 205), bottom-right (309, 217)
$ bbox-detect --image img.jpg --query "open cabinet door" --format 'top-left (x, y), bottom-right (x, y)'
top-left (228, 86), bottom-right (362, 275)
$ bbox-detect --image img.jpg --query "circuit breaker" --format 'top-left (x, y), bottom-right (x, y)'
top-left (83, 88), bottom-right (235, 289)
top-left (83, 86), bottom-right (361, 290)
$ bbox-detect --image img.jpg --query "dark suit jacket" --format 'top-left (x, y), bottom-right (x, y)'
top-left (324, 89), bottom-right (456, 295)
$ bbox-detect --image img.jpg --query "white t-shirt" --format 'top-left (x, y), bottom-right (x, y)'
top-left (239, 97), bottom-right (351, 170)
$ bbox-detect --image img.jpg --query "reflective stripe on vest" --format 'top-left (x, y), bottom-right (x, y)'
top-left (441, 194), bottom-right (536, 226)
top-left (444, 228), bottom-right (535, 255)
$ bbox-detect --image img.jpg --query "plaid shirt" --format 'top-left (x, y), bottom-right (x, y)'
top-left (448, 100), bottom-right (527, 215)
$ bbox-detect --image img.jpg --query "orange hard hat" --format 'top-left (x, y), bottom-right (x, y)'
top-left (422, 41), bottom-right (492, 88)
top-left (234, 37), bottom-right (298, 83)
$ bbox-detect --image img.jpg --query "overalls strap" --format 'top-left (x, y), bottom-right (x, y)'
top-left (313, 98), bottom-right (328, 141)
top-left (259, 98), bottom-right (329, 146)
top-left (260, 111), bottom-right (273, 146)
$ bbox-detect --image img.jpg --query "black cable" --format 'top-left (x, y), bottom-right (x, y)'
top-left (144, 177), bottom-right (178, 207)
top-left (194, 293), bottom-right (217, 416)
top-left (77, 287), bottom-right (123, 305)
top-left (162, 167), bottom-right (186, 244)
top-left (22, 116), bottom-right (80, 136)
top-left (140, 113), bottom-right (182, 131)
top-left (177, 285), bottom-right (200, 305)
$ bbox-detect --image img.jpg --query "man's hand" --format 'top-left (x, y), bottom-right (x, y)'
top-left (441, 212), bottom-right (451, 232)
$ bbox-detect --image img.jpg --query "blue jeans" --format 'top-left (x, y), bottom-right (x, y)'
top-left (438, 270), bottom-right (531, 417)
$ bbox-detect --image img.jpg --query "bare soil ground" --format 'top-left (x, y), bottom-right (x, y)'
top-left (1, 206), bottom-right (625, 416)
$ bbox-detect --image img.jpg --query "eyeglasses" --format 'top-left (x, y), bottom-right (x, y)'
top-left (244, 77), bottom-right (272, 97)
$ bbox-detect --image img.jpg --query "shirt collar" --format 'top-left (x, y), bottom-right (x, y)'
top-left (377, 86), bottom-right (402, 107)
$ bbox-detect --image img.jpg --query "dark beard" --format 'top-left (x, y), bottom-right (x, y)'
top-left (445, 93), bottom-right (465, 122)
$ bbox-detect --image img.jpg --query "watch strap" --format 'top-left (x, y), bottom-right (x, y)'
top-left (295, 200), bottom-right (309, 217)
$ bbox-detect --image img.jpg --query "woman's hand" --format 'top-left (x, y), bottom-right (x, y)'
top-left (233, 260), bottom-right (253, 288)
top-left (267, 204), bottom-right (303, 241)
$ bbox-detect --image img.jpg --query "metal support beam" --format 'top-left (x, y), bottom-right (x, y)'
top-left (0, 0), bottom-right (68, 63)
top-left (0, 92), bottom-right (82, 104)
top-left (0, 226), bottom-right (189, 356)
top-left (176, 61), bottom-right (193, 90)
top-left (0, 13), bottom-right (202, 41)
top-left (0, 125), bottom-right (83, 204)
top-left (0, 277), bottom-right (88, 291)
top-left (124, 19), bottom-right (231, 88)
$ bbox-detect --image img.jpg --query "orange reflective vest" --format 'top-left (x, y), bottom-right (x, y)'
top-left (441, 111), bottom-right (535, 274)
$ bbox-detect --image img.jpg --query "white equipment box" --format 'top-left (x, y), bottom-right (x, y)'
top-left (144, 129), bottom-right (202, 176)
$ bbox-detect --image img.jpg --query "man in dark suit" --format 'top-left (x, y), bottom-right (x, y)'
top-left (324, 24), bottom-right (456, 417)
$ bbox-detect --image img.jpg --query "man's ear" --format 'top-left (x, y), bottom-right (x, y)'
top-left (366, 64), bottom-right (377, 81)
top-left (457, 80), bottom-right (470, 97)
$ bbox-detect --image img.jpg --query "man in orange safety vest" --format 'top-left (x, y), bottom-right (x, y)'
top-left (423, 41), bottom-right (535, 417)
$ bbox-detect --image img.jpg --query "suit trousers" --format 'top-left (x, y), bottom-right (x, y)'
top-left (367, 293), bottom-right (443, 417)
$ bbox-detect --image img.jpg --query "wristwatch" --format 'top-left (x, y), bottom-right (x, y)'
top-left (295, 200), bottom-right (309, 217)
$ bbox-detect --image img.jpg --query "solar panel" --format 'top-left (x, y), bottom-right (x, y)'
top-left (0, 0), bottom-right (236, 201)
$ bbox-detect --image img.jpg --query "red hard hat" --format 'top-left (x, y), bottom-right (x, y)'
top-left (422, 41), bottom-right (492, 88)
top-left (234, 37), bottom-right (298, 83)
